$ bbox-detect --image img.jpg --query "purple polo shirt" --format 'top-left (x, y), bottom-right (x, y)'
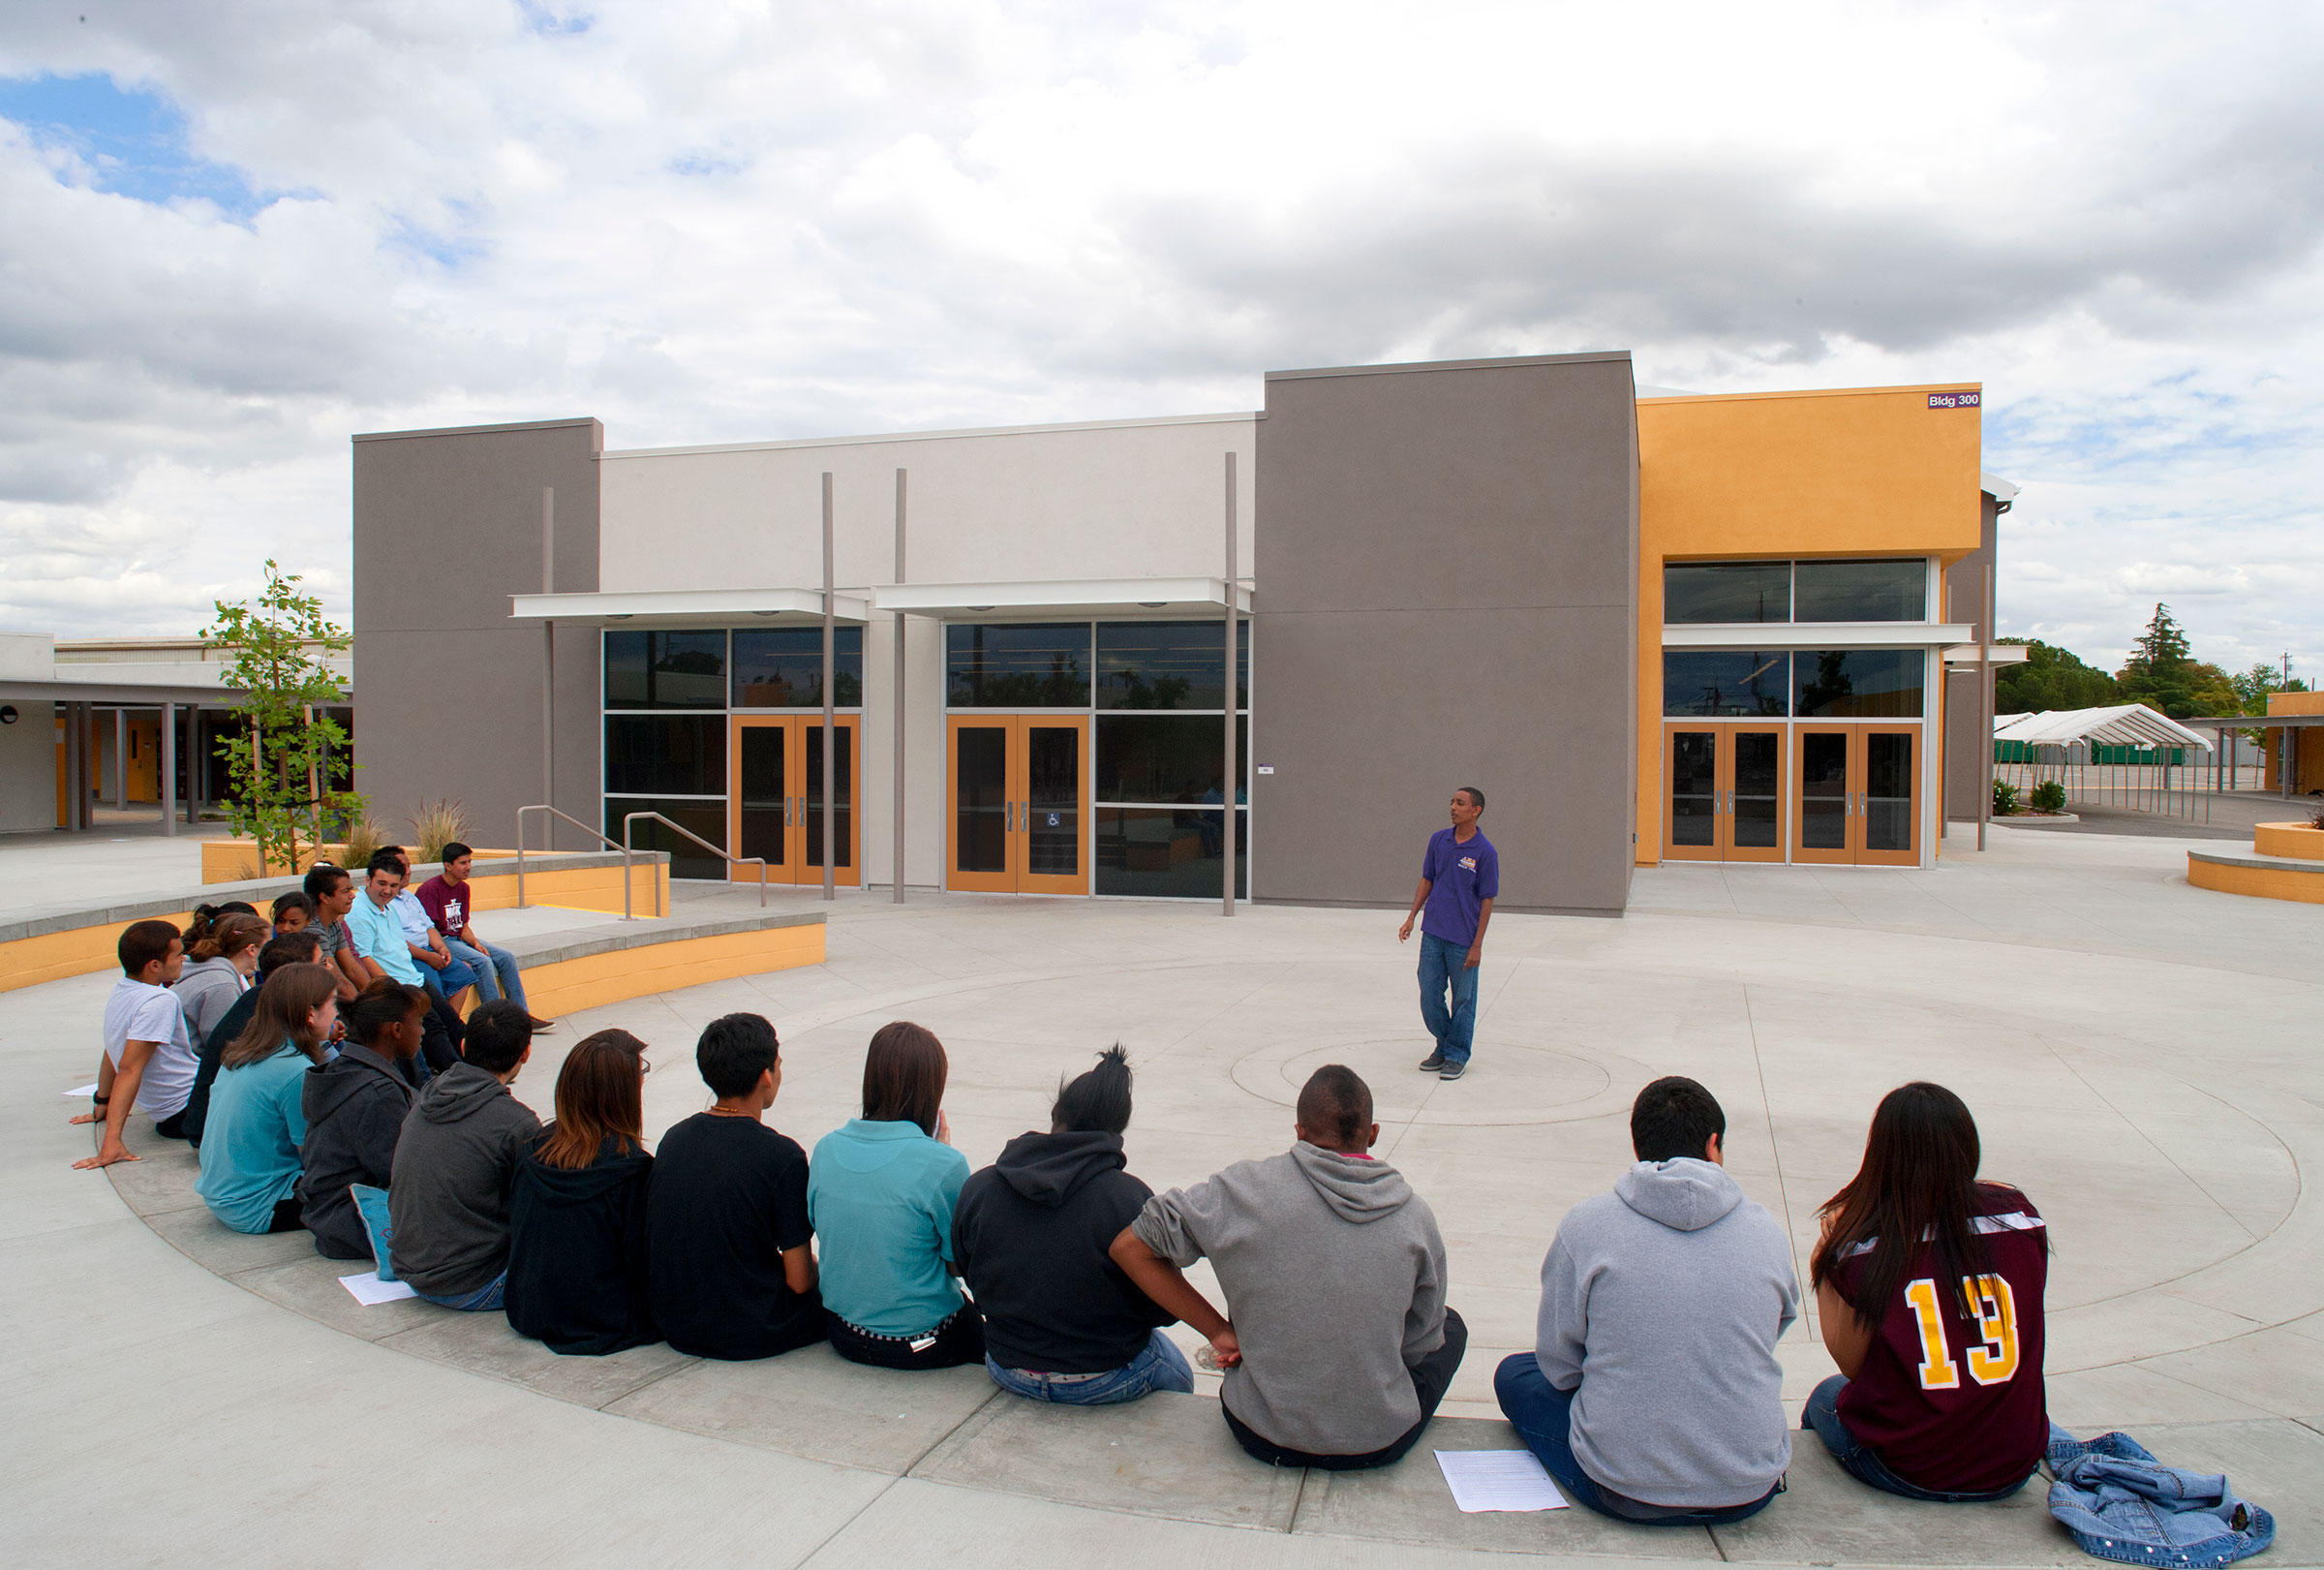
top-left (1421, 828), bottom-right (1499, 947)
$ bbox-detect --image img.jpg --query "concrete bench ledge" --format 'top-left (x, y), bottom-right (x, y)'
top-left (105, 1124), bottom-right (2324, 1565)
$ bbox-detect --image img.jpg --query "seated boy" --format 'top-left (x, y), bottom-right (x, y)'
top-left (346, 850), bottom-right (461, 1069)
top-left (414, 843), bottom-right (552, 1030)
top-left (646, 1013), bottom-right (822, 1359)
top-left (384, 1000), bottom-right (539, 1309)
top-left (1112, 1064), bottom-right (1464, 1469)
top-left (72, 920), bottom-right (197, 1169)
top-left (300, 979), bottom-right (428, 1258)
top-left (1494, 1076), bottom-right (1798, 1524)
top-left (301, 863), bottom-right (368, 1001)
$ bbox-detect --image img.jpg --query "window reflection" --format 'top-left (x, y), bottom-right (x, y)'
top-left (1664, 563), bottom-right (1791, 624)
top-left (1794, 560), bottom-right (1927, 623)
top-left (1096, 715), bottom-right (1248, 803)
top-left (733, 626), bottom-right (863, 708)
top-left (946, 624), bottom-right (1091, 707)
top-left (1663, 652), bottom-right (1790, 717)
top-left (605, 631), bottom-right (727, 710)
top-left (1792, 649), bottom-right (1925, 718)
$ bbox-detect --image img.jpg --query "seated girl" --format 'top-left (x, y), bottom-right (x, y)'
top-left (195, 963), bottom-right (340, 1234)
top-left (809, 1022), bottom-right (982, 1370)
top-left (953, 1045), bottom-right (1189, 1403)
top-left (505, 1029), bottom-right (659, 1355)
top-left (1807, 1082), bottom-right (2049, 1501)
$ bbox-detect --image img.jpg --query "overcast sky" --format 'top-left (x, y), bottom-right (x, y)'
top-left (2, 1), bottom-right (2319, 680)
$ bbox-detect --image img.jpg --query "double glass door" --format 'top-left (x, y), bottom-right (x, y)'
top-left (730, 715), bottom-right (859, 886)
top-left (946, 715), bottom-right (1090, 895)
top-left (1794, 724), bottom-right (1918, 866)
top-left (1662, 725), bottom-right (1786, 863)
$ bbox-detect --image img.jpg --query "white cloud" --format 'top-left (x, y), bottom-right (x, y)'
top-left (0, 0), bottom-right (2317, 681)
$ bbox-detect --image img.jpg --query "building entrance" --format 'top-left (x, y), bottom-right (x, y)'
top-left (1793, 723), bottom-right (1918, 867)
top-left (945, 715), bottom-right (1090, 896)
top-left (729, 715), bottom-right (859, 886)
top-left (1661, 723), bottom-right (1787, 863)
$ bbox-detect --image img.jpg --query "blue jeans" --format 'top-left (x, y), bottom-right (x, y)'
top-left (1804, 1375), bottom-right (2034, 1502)
top-left (447, 938), bottom-right (528, 1011)
top-left (1419, 932), bottom-right (1479, 1063)
top-left (1495, 1353), bottom-right (1782, 1525)
top-left (986, 1329), bottom-right (1196, 1405)
top-left (422, 956), bottom-right (480, 1002)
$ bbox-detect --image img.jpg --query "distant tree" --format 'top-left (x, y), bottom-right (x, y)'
top-left (1993, 638), bottom-right (2119, 714)
top-left (2115, 603), bottom-right (2208, 718)
top-left (203, 561), bottom-right (360, 874)
top-left (2230, 661), bottom-right (2309, 716)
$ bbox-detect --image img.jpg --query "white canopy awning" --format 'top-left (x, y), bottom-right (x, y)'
top-left (1994, 704), bottom-right (2212, 753)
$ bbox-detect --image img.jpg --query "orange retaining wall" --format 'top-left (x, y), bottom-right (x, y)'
top-left (1, 911), bottom-right (199, 995)
top-left (520, 924), bottom-right (826, 1018)
top-left (2252, 823), bottom-right (2324, 862)
top-left (2187, 856), bottom-right (2324, 906)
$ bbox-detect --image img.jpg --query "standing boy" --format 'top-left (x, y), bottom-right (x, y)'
top-left (1397, 786), bottom-right (1498, 1080)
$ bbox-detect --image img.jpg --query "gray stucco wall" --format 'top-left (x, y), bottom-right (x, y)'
top-left (0, 698), bottom-right (54, 833)
top-left (1251, 354), bottom-right (1640, 915)
top-left (1942, 492), bottom-right (2001, 822)
top-left (352, 418), bottom-right (603, 852)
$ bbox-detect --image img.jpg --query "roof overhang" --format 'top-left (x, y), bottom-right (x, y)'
top-left (2182, 713), bottom-right (2324, 729)
top-left (1981, 472), bottom-right (2021, 502)
top-left (1662, 623), bottom-right (1972, 649)
top-left (509, 588), bottom-right (871, 627)
top-left (0, 662), bottom-right (353, 705)
top-left (874, 577), bottom-right (1250, 619)
top-left (1942, 644), bottom-right (2031, 664)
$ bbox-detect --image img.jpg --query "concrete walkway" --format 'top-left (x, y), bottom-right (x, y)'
top-left (6, 828), bottom-right (2320, 1565)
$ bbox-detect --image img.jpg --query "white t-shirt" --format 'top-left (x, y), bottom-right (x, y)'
top-left (103, 975), bottom-right (198, 1121)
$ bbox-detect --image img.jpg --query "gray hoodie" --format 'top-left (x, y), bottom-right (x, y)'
top-left (1538, 1158), bottom-right (1798, 1508)
top-left (1133, 1143), bottom-right (1448, 1456)
top-left (170, 957), bottom-right (247, 1054)
top-left (388, 1062), bottom-right (541, 1297)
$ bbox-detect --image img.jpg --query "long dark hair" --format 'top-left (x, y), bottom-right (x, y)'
top-left (1810, 1082), bottom-right (2021, 1326)
top-left (1051, 1044), bottom-right (1132, 1135)
top-left (345, 977), bottom-right (427, 1048)
top-left (189, 911), bottom-right (269, 965)
top-left (536, 1029), bottom-right (647, 1171)
top-left (862, 1021), bottom-right (946, 1135)
top-left (222, 963), bottom-right (339, 1070)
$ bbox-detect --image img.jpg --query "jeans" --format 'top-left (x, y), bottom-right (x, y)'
top-left (447, 939), bottom-right (529, 1011)
top-left (987, 1329), bottom-right (1196, 1405)
top-left (1227, 1308), bottom-right (1467, 1470)
top-left (422, 955), bottom-right (480, 1001)
top-left (828, 1302), bottom-right (987, 1370)
top-left (1418, 932), bottom-right (1480, 1063)
top-left (421, 1273), bottom-right (507, 1312)
top-left (1495, 1353), bottom-right (1783, 1524)
top-left (1804, 1375), bottom-right (2034, 1502)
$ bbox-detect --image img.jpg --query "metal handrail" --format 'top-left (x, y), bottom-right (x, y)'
top-left (517, 804), bottom-right (640, 920)
top-left (625, 812), bottom-right (766, 916)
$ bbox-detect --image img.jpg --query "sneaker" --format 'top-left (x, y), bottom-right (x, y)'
top-left (527, 1016), bottom-right (558, 1033)
top-left (1417, 1051), bottom-right (1447, 1072)
top-left (1438, 1060), bottom-right (1467, 1080)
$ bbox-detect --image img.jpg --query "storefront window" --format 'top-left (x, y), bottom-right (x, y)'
top-left (1663, 652), bottom-right (1790, 717)
top-left (604, 631), bottom-right (727, 710)
top-left (1664, 562), bottom-right (1790, 624)
top-left (733, 626), bottom-right (863, 707)
top-left (604, 716), bottom-right (726, 795)
top-left (1792, 649), bottom-right (1925, 718)
top-left (1794, 560), bottom-right (1928, 623)
top-left (1095, 807), bottom-right (1246, 899)
top-left (1096, 621), bottom-right (1249, 710)
top-left (603, 797), bottom-right (727, 880)
top-left (1096, 715), bottom-right (1248, 803)
top-left (946, 624), bottom-right (1091, 707)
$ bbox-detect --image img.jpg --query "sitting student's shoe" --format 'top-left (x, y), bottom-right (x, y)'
top-left (1418, 1051), bottom-right (1447, 1072)
top-left (527, 1016), bottom-right (557, 1033)
top-left (1438, 1060), bottom-right (1468, 1080)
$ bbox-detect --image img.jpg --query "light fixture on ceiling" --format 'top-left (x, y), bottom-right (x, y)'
top-left (967, 604), bottom-right (994, 611)
top-left (605, 613), bottom-right (633, 620)
top-left (1139, 601), bottom-right (1167, 608)
top-left (751, 610), bottom-right (781, 616)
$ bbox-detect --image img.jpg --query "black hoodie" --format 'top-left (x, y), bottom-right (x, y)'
top-left (952, 1130), bottom-right (1174, 1373)
top-left (297, 1043), bottom-right (413, 1259)
top-left (505, 1131), bottom-right (658, 1356)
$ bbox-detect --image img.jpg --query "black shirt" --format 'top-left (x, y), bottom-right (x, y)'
top-left (505, 1133), bottom-right (658, 1356)
top-left (647, 1113), bottom-right (821, 1361)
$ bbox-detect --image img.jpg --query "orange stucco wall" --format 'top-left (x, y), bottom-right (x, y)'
top-left (2261, 692), bottom-right (2324, 793)
top-left (1634, 385), bottom-right (1986, 863)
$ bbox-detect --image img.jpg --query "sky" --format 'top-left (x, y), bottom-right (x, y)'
top-left (0, 1), bottom-right (2319, 681)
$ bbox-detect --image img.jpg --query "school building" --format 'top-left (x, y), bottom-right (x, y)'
top-left (351, 352), bottom-right (2012, 916)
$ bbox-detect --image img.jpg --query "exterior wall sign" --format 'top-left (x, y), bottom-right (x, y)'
top-left (1927, 391), bottom-right (1980, 409)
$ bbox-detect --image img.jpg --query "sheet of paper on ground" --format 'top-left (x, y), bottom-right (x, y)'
top-left (1436, 1449), bottom-right (1569, 1512)
top-left (340, 1273), bottom-right (416, 1307)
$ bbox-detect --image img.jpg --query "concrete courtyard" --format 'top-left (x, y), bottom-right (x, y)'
top-left (6, 822), bottom-right (2321, 1566)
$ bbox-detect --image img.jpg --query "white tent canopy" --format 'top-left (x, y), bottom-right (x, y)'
top-left (1994, 704), bottom-right (2213, 753)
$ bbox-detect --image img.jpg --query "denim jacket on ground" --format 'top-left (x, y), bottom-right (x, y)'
top-left (2046, 1425), bottom-right (2274, 1568)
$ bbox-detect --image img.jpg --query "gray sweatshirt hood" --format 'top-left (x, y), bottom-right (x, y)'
top-left (1615, 1157), bottom-right (1743, 1232)
top-left (1289, 1141), bottom-right (1414, 1223)
top-left (416, 1062), bottom-right (518, 1125)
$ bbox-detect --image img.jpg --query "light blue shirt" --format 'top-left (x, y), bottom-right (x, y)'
top-left (348, 890), bottom-right (422, 984)
top-left (807, 1119), bottom-right (969, 1338)
top-left (195, 1044), bottom-right (310, 1233)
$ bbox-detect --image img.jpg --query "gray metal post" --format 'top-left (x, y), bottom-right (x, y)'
top-left (1224, 450), bottom-right (1238, 916)
top-left (162, 701), bottom-right (176, 837)
top-left (1977, 565), bottom-right (1993, 851)
top-left (542, 486), bottom-right (556, 847)
top-left (63, 704), bottom-right (79, 831)
top-left (113, 707), bottom-right (127, 809)
top-left (893, 466), bottom-right (906, 905)
top-left (189, 708), bottom-right (203, 822)
top-left (822, 471), bottom-right (836, 903)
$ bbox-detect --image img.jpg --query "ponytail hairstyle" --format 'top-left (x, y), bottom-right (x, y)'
top-left (190, 911), bottom-right (269, 965)
top-left (183, 903), bottom-right (227, 953)
top-left (222, 962), bottom-right (340, 1070)
top-left (536, 1030), bottom-right (649, 1171)
top-left (1051, 1044), bottom-right (1133, 1136)
top-left (1809, 1082), bottom-right (2034, 1327)
top-left (345, 977), bottom-right (428, 1049)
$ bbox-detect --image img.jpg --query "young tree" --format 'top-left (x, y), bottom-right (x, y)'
top-left (203, 562), bottom-right (361, 874)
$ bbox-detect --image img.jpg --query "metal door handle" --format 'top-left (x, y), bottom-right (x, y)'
top-left (1007, 800), bottom-right (1016, 832)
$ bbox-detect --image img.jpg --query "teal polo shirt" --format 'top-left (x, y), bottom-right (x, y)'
top-left (807, 1118), bottom-right (970, 1338)
top-left (195, 1044), bottom-right (309, 1233)
top-left (348, 890), bottom-right (422, 984)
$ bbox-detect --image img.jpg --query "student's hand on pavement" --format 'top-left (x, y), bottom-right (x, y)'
top-left (68, 1108), bottom-right (102, 1125)
top-left (74, 1142), bottom-right (138, 1170)
top-left (1208, 1325), bottom-right (1241, 1368)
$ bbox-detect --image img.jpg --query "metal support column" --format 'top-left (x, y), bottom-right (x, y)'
top-left (162, 701), bottom-right (176, 837)
top-left (893, 467), bottom-right (906, 905)
top-left (1223, 450), bottom-right (1238, 916)
top-left (822, 472), bottom-right (837, 903)
top-left (189, 707), bottom-right (203, 823)
top-left (1977, 565), bottom-right (1993, 852)
top-left (541, 486), bottom-right (557, 847)
top-left (63, 703), bottom-right (81, 831)
top-left (113, 707), bottom-right (128, 809)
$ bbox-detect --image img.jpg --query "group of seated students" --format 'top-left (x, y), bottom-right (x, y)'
top-left (76, 920), bottom-right (2047, 1508)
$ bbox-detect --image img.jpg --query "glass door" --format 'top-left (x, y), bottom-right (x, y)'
top-left (1792, 724), bottom-right (1919, 866)
top-left (1727, 729), bottom-right (1786, 863)
top-left (1794, 724), bottom-right (1854, 866)
top-left (1859, 725), bottom-right (1918, 866)
top-left (1663, 725), bottom-right (1787, 863)
top-left (945, 716), bottom-right (1090, 895)
top-left (1663, 727), bottom-right (1721, 863)
top-left (729, 716), bottom-right (860, 885)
